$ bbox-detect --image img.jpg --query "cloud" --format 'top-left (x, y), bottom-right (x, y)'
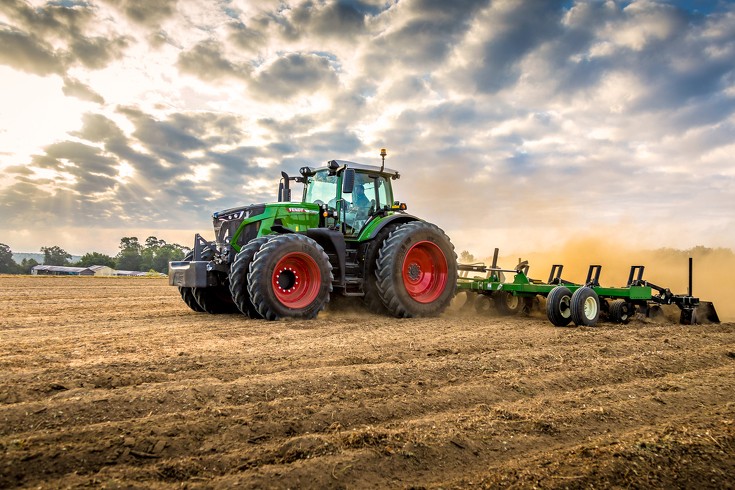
top-left (177, 39), bottom-right (251, 80)
top-left (100, 0), bottom-right (179, 28)
top-left (0, 27), bottom-right (64, 75)
top-left (250, 52), bottom-right (339, 99)
top-left (62, 77), bottom-right (106, 104)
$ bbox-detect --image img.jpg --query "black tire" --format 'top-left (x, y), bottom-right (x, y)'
top-left (362, 223), bottom-right (400, 315)
top-left (474, 294), bottom-right (493, 314)
top-left (229, 237), bottom-right (271, 318)
top-left (546, 286), bottom-right (573, 327)
top-left (495, 290), bottom-right (522, 316)
top-left (248, 234), bottom-right (333, 320)
top-left (192, 282), bottom-right (239, 314)
top-left (570, 287), bottom-right (600, 326)
top-left (375, 221), bottom-right (457, 318)
top-left (608, 299), bottom-right (631, 324)
top-left (178, 252), bottom-right (205, 313)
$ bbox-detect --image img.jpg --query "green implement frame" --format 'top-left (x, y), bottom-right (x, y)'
top-left (457, 249), bottom-right (719, 327)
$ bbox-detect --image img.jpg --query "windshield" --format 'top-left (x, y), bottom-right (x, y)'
top-left (304, 170), bottom-right (338, 206)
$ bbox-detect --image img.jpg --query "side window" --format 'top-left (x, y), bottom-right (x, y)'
top-left (374, 177), bottom-right (388, 209)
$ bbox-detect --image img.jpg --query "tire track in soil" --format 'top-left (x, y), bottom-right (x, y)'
top-left (1, 276), bottom-right (733, 488)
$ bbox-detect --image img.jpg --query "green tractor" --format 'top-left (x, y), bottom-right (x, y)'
top-left (169, 151), bottom-right (457, 320)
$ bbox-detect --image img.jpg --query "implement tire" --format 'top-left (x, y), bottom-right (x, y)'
top-left (230, 237), bottom-right (270, 318)
top-left (375, 221), bottom-right (457, 318)
top-left (546, 286), bottom-right (573, 327)
top-left (608, 299), bottom-right (631, 324)
top-left (570, 286), bottom-right (600, 326)
top-left (178, 253), bottom-right (204, 312)
top-left (248, 234), bottom-right (333, 320)
top-left (495, 290), bottom-right (522, 316)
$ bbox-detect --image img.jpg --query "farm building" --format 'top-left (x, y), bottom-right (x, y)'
top-left (32, 265), bottom-right (95, 276)
top-left (113, 270), bottom-right (148, 277)
top-left (32, 265), bottom-right (117, 276)
top-left (87, 265), bottom-right (114, 276)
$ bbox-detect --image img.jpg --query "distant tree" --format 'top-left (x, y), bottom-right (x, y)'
top-left (0, 243), bottom-right (19, 273)
top-left (76, 252), bottom-right (116, 268)
top-left (459, 250), bottom-right (476, 264)
top-left (116, 236), bottom-right (142, 271)
top-left (20, 258), bottom-right (39, 274)
top-left (41, 245), bottom-right (72, 266)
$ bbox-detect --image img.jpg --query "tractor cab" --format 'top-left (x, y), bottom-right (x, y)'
top-left (283, 158), bottom-right (403, 236)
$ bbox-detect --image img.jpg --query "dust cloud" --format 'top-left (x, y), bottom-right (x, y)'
top-left (480, 238), bottom-right (735, 322)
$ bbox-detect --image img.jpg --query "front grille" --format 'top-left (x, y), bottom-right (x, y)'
top-left (212, 204), bottom-right (266, 247)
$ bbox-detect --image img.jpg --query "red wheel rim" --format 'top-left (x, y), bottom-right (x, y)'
top-left (272, 252), bottom-right (321, 309)
top-left (401, 240), bottom-right (448, 303)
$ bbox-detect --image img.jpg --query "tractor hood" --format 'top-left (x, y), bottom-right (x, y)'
top-left (212, 204), bottom-right (266, 247)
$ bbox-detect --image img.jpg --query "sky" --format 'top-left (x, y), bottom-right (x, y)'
top-left (0, 0), bottom-right (734, 259)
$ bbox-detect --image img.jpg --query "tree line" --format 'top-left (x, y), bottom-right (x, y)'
top-left (0, 237), bottom-right (188, 274)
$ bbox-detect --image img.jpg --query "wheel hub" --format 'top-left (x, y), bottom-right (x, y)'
top-left (407, 263), bottom-right (421, 281)
top-left (276, 268), bottom-right (298, 292)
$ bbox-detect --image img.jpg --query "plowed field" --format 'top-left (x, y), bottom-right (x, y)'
top-left (1, 276), bottom-right (733, 489)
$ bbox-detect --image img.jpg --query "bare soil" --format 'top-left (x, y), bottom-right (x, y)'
top-left (1, 275), bottom-right (733, 489)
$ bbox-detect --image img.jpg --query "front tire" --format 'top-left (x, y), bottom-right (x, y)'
top-left (375, 221), bottom-right (457, 318)
top-left (248, 234), bottom-right (333, 320)
top-left (178, 252), bottom-right (204, 313)
top-left (230, 237), bottom-right (270, 318)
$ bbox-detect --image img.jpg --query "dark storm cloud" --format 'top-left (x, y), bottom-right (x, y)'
top-left (62, 77), bottom-right (105, 104)
top-left (473, 0), bottom-right (566, 93)
top-left (177, 39), bottom-right (251, 80)
top-left (100, 0), bottom-right (179, 28)
top-left (250, 52), bottom-right (338, 99)
top-left (0, 27), bottom-right (64, 75)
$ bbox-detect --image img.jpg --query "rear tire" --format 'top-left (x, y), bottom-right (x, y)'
top-left (362, 223), bottom-right (400, 315)
top-left (375, 221), bottom-right (457, 318)
top-left (248, 234), bottom-right (333, 320)
top-left (229, 237), bottom-right (270, 318)
top-left (546, 286), bottom-right (573, 326)
top-left (608, 299), bottom-right (631, 324)
top-left (570, 287), bottom-right (600, 326)
top-left (178, 253), bottom-right (204, 312)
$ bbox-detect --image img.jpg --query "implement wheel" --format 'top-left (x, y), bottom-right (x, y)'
top-left (178, 253), bottom-right (205, 313)
top-left (248, 234), bottom-right (332, 320)
top-left (229, 237), bottom-right (270, 318)
top-left (571, 287), bottom-right (600, 326)
top-left (546, 286), bottom-right (573, 327)
top-left (475, 294), bottom-right (493, 314)
top-left (375, 221), bottom-right (457, 317)
top-left (494, 290), bottom-right (522, 315)
top-left (608, 299), bottom-right (631, 324)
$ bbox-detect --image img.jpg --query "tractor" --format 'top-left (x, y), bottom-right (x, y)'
top-left (168, 150), bottom-right (457, 320)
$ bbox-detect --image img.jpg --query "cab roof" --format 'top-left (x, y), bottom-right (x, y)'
top-left (327, 159), bottom-right (400, 179)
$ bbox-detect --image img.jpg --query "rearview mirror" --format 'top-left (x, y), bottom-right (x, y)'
top-left (342, 168), bottom-right (355, 194)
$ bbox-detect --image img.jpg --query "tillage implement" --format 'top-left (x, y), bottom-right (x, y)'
top-left (457, 249), bottom-right (720, 326)
top-left (169, 150), bottom-right (457, 320)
